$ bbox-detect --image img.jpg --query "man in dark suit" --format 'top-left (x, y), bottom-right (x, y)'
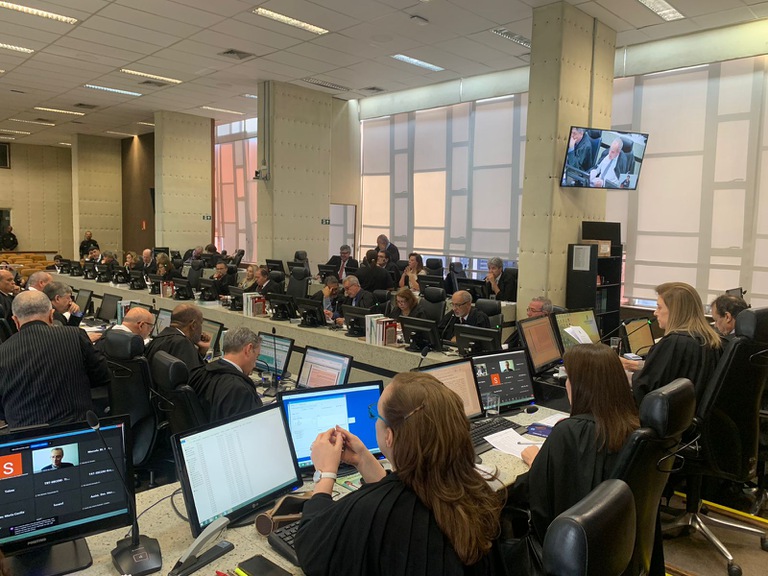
top-left (41, 447), bottom-right (75, 471)
top-left (485, 257), bottom-right (518, 302)
top-left (138, 248), bottom-right (157, 275)
top-left (255, 267), bottom-right (284, 297)
top-left (144, 304), bottom-right (208, 371)
top-left (0, 269), bottom-right (17, 335)
top-left (312, 275), bottom-right (341, 320)
top-left (0, 291), bottom-right (111, 428)
top-left (335, 275), bottom-right (375, 326)
top-left (79, 230), bottom-right (99, 259)
top-left (376, 234), bottom-right (400, 264)
top-left (189, 326), bottom-right (263, 422)
top-left (437, 290), bottom-right (490, 340)
top-left (356, 249), bottom-right (394, 292)
top-left (212, 261), bottom-right (237, 296)
top-left (43, 281), bottom-right (83, 327)
top-left (326, 244), bottom-right (359, 280)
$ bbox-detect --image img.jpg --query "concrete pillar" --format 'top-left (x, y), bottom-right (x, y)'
top-left (519, 1), bottom-right (615, 312)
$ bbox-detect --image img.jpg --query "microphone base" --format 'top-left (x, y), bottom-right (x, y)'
top-left (263, 384), bottom-right (287, 398)
top-left (112, 534), bottom-right (162, 576)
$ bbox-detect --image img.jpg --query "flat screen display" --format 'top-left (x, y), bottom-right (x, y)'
top-left (73, 288), bottom-right (92, 314)
top-left (553, 309), bottom-right (601, 351)
top-left (96, 293), bottom-right (122, 323)
top-left (257, 332), bottom-right (294, 378)
top-left (472, 349), bottom-right (535, 410)
top-left (417, 358), bottom-right (483, 419)
top-left (623, 318), bottom-right (655, 357)
top-left (153, 308), bottom-right (172, 337)
top-left (561, 127), bottom-right (649, 190)
top-left (518, 316), bottom-right (563, 375)
top-left (296, 346), bottom-right (352, 389)
top-left (201, 318), bottom-right (225, 357)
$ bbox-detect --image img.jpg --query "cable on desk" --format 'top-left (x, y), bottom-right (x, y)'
top-left (123, 490), bottom-right (180, 538)
top-left (170, 487), bottom-right (188, 522)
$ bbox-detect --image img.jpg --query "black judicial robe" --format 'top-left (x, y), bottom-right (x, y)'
top-left (188, 359), bottom-right (262, 422)
top-left (631, 332), bottom-right (723, 406)
top-left (295, 472), bottom-right (505, 576)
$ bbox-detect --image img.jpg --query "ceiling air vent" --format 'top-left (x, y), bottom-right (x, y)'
top-left (362, 86), bottom-right (385, 93)
top-left (139, 80), bottom-right (168, 88)
top-left (74, 103), bottom-right (98, 109)
top-left (35, 118), bottom-right (54, 123)
top-left (218, 49), bottom-right (255, 60)
top-left (71, 121), bottom-right (84, 124)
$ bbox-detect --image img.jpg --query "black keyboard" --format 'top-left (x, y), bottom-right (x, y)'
top-left (470, 417), bottom-right (521, 454)
top-left (267, 519), bottom-right (301, 566)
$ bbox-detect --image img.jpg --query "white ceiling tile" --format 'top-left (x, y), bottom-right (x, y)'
top-left (259, 51), bottom-right (340, 75)
top-left (690, 7), bottom-right (758, 29)
top-left (404, 1), bottom-right (497, 35)
top-left (96, 4), bottom-right (205, 38)
top-left (574, 2), bottom-right (635, 33)
top-left (188, 30), bottom-right (279, 57)
top-left (286, 42), bottom-right (364, 68)
top-left (35, 0), bottom-right (108, 18)
top-left (209, 19), bottom-right (306, 50)
top-left (446, 0), bottom-right (533, 24)
top-left (308, 0), bottom-right (397, 22)
top-left (42, 41), bottom-right (142, 68)
top-left (593, 0), bottom-right (663, 28)
top-left (344, 13), bottom-right (457, 45)
top-left (164, 0), bottom-right (254, 18)
top-left (115, 0), bottom-right (226, 27)
top-left (310, 33), bottom-right (397, 59)
top-left (434, 37), bottom-right (511, 64)
top-left (258, 0), bottom-right (361, 32)
top-left (68, 26), bottom-right (164, 55)
top-left (635, 18), bottom-right (700, 41)
top-left (615, 29), bottom-right (651, 47)
top-left (672, 0), bottom-right (747, 17)
top-left (79, 16), bottom-right (183, 48)
top-left (150, 44), bottom-right (242, 70)
top-left (749, 2), bottom-right (768, 17)
top-left (467, 30), bottom-right (530, 57)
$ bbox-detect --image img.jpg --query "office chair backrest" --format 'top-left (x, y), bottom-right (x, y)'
top-left (232, 249), bottom-right (245, 266)
top-left (168, 385), bottom-right (209, 434)
top-left (286, 266), bottom-right (310, 299)
top-left (372, 289), bottom-right (391, 315)
top-left (0, 318), bottom-right (13, 343)
top-left (611, 378), bottom-right (695, 576)
top-left (420, 286), bottom-right (446, 324)
top-left (396, 259), bottom-right (409, 274)
top-left (186, 260), bottom-right (204, 291)
top-left (424, 258), bottom-right (443, 277)
top-left (550, 305), bottom-right (568, 314)
top-left (695, 307), bottom-right (768, 481)
top-left (293, 250), bottom-right (310, 271)
top-left (446, 261), bottom-right (467, 294)
top-left (269, 270), bottom-right (286, 291)
top-left (475, 298), bottom-right (502, 329)
top-left (101, 330), bottom-right (157, 467)
top-left (543, 479), bottom-right (636, 576)
top-left (150, 350), bottom-right (190, 397)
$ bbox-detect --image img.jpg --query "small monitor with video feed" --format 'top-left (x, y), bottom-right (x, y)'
top-left (417, 358), bottom-right (483, 419)
top-left (471, 349), bottom-right (535, 411)
top-left (257, 332), bottom-right (295, 379)
top-left (517, 316), bottom-right (563, 375)
top-left (553, 309), bottom-right (601, 351)
top-left (201, 318), bottom-right (225, 357)
top-left (296, 346), bottom-right (352, 389)
top-left (153, 308), bottom-right (173, 337)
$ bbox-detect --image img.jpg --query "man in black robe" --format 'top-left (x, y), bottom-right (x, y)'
top-left (144, 304), bottom-right (207, 371)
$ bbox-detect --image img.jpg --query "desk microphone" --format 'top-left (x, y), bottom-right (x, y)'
top-left (440, 314), bottom-right (456, 341)
top-left (413, 346), bottom-right (431, 371)
top-left (86, 411), bottom-right (162, 576)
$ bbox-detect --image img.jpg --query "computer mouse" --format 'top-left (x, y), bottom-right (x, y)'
top-left (525, 406), bottom-right (539, 414)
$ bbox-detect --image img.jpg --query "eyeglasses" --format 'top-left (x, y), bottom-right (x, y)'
top-left (368, 402), bottom-right (426, 428)
top-left (526, 307), bottom-right (543, 313)
top-left (452, 300), bottom-right (471, 308)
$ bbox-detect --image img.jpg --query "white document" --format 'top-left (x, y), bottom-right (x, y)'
top-left (536, 414), bottom-right (568, 427)
top-left (485, 428), bottom-right (543, 458)
top-left (564, 325), bottom-right (592, 344)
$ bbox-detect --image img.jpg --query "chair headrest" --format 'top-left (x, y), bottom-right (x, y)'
top-left (235, 249), bottom-right (245, 256)
top-left (638, 378), bottom-right (695, 438)
top-left (588, 129), bottom-right (602, 139)
top-left (423, 286), bottom-right (445, 303)
top-left (450, 262), bottom-right (463, 273)
top-left (101, 329), bottom-right (144, 360)
top-left (425, 258), bottom-right (442, 268)
top-left (476, 298), bottom-right (501, 315)
top-left (227, 264), bottom-right (238, 275)
top-left (735, 307), bottom-right (768, 343)
top-left (291, 266), bottom-right (309, 280)
top-left (150, 351), bottom-right (189, 388)
top-left (269, 270), bottom-right (285, 283)
top-left (294, 250), bottom-right (308, 262)
top-left (621, 136), bottom-right (634, 153)
top-left (372, 289), bottom-right (389, 304)
top-left (190, 260), bottom-right (203, 270)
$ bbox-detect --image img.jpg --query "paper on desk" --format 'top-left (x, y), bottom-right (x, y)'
top-left (564, 325), bottom-right (593, 344)
top-left (485, 428), bottom-right (544, 458)
top-left (535, 414), bottom-right (567, 427)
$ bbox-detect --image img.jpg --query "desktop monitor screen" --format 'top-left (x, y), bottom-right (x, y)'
top-left (201, 318), bottom-right (225, 357)
top-left (341, 304), bottom-right (372, 337)
top-left (295, 296), bottom-right (328, 327)
top-left (265, 259), bottom-right (286, 274)
top-left (623, 318), bottom-right (655, 357)
top-left (257, 332), bottom-right (295, 379)
top-left (455, 278), bottom-right (487, 302)
top-left (454, 325), bottom-right (502, 357)
top-left (171, 404), bottom-right (302, 537)
top-left (725, 287), bottom-right (744, 298)
top-left (74, 288), bottom-right (92, 314)
top-left (153, 308), bottom-right (173, 337)
top-left (471, 349), bottom-right (535, 410)
top-left (317, 264), bottom-right (338, 280)
top-left (96, 293), bottom-right (122, 323)
top-left (297, 346), bottom-right (353, 389)
top-left (173, 278), bottom-right (195, 300)
top-left (400, 315), bottom-right (442, 352)
top-left (153, 247), bottom-right (170, 257)
top-left (279, 381), bottom-right (383, 471)
top-left (0, 417), bottom-right (133, 573)
top-left (417, 358), bottom-right (483, 419)
top-left (553, 309), bottom-right (601, 351)
top-left (560, 127), bottom-right (649, 190)
top-left (417, 275), bottom-right (443, 291)
top-left (266, 293), bottom-right (298, 321)
top-left (518, 316), bottom-right (563, 375)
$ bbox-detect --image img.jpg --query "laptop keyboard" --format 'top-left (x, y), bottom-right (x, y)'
top-left (470, 417), bottom-right (518, 448)
top-left (268, 519), bottom-right (301, 566)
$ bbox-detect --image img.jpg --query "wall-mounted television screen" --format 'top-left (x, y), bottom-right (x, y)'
top-left (560, 127), bottom-right (649, 190)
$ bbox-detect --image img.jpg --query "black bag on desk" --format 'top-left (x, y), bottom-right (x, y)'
top-left (498, 504), bottom-right (544, 576)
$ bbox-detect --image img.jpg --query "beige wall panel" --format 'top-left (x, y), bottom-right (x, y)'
top-left (155, 110), bottom-right (213, 251)
top-left (122, 134), bottom-right (155, 255)
top-left (331, 99), bottom-right (361, 249)
top-left (72, 134), bottom-right (122, 257)
top-left (0, 144), bottom-right (73, 255)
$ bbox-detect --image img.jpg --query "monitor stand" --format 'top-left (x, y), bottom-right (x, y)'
top-left (8, 539), bottom-right (92, 576)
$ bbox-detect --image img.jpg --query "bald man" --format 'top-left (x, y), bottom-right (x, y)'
top-left (590, 139), bottom-right (623, 188)
top-left (94, 306), bottom-right (155, 350)
top-left (26, 271), bottom-right (52, 291)
top-left (144, 304), bottom-right (209, 370)
top-left (0, 269), bottom-right (17, 334)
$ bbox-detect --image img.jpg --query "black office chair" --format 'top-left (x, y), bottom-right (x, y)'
top-left (186, 259), bottom-right (204, 291)
top-left (611, 378), bottom-right (695, 576)
top-left (551, 304), bottom-right (568, 314)
top-left (269, 270), bottom-right (286, 292)
top-left (445, 261), bottom-right (467, 294)
top-left (424, 258), bottom-right (443, 277)
top-left (293, 250), bottom-right (310, 271)
top-left (0, 318), bottom-right (13, 343)
top-left (662, 308), bottom-right (768, 576)
top-left (542, 479), bottom-right (636, 576)
top-left (232, 249), bottom-right (245, 266)
top-left (150, 351), bottom-right (206, 435)
top-left (101, 330), bottom-right (162, 487)
top-left (420, 286), bottom-right (446, 324)
top-left (372, 289), bottom-right (391, 315)
top-left (286, 266), bottom-right (310, 299)
top-left (396, 260), bottom-right (408, 274)
top-left (475, 298), bottom-right (502, 329)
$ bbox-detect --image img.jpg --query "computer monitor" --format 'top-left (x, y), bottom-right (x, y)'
top-left (171, 404), bottom-right (302, 537)
top-left (286, 260), bottom-right (305, 273)
top-left (454, 325), bottom-right (502, 357)
top-left (257, 332), bottom-right (295, 379)
top-left (199, 253), bottom-right (217, 269)
top-left (266, 259), bottom-right (286, 274)
top-left (173, 277), bottom-right (195, 300)
top-left (417, 275), bottom-right (443, 291)
top-left (96, 293), bottom-right (121, 323)
top-left (152, 247), bottom-right (170, 257)
top-left (129, 269), bottom-right (146, 290)
top-left (153, 308), bottom-right (173, 337)
top-left (58, 259), bottom-right (72, 273)
top-left (197, 277), bottom-right (217, 301)
top-left (279, 381), bottom-right (383, 472)
top-left (295, 296), bottom-right (328, 328)
top-left (471, 349), bottom-right (536, 411)
top-left (82, 261), bottom-right (96, 280)
top-left (517, 316), bottom-right (563, 375)
top-left (146, 273), bottom-right (163, 295)
top-left (94, 263), bottom-right (112, 282)
top-left (228, 286), bottom-right (244, 311)
top-left (553, 309), bottom-right (601, 351)
top-left (317, 264), bottom-right (338, 281)
top-left (417, 358), bottom-right (483, 419)
top-left (74, 288), bottom-right (92, 315)
top-left (725, 287), bottom-right (744, 298)
top-left (296, 346), bottom-right (353, 389)
top-left (201, 318), bottom-right (225, 357)
top-left (400, 315), bottom-right (443, 352)
top-left (69, 262), bottom-right (83, 277)
top-left (0, 416), bottom-right (133, 576)
top-left (622, 318), bottom-right (655, 357)
top-left (266, 293), bottom-right (298, 321)
top-left (456, 277), bottom-right (487, 302)
top-left (344, 264), bottom-right (358, 276)
top-left (341, 304), bottom-right (372, 337)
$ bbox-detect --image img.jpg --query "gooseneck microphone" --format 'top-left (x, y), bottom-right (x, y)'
top-left (86, 411), bottom-right (162, 576)
top-left (414, 346), bottom-right (431, 371)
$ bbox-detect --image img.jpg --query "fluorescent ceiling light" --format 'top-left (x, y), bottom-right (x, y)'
top-left (105, 131), bottom-right (136, 137)
top-left (0, 1), bottom-right (77, 24)
top-left (242, 94), bottom-right (258, 99)
top-left (636, 0), bottom-right (684, 21)
top-left (0, 136), bottom-right (15, 140)
top-left (33, 106), bottom-right (85, 116)
top-left (644, 64), bottom-right (707, 77)
top-left (137, 121), bottom-right (155, 127)
top-left (391, 54), bottom-right (444, 72)
top-left (10, 118), bottom-right (54, 126)
top-left (491, 28), bottom-right (531, 49)
top-left (121, 69), bottom-right (182, 84)
top-left (0, 42), bottom-right (34, 54)
top-left (0, 69), bottom-right (4, 73)
top-left (201, 106), bottom-right (244, 115)
top-left (476, 95), bottom-right (515, 104)
top-left (58, 142), bottom-right (71, 146)
top-left (253, 8), bottom-right (328, 35)
top-left (0, 128), bottom-right (30, 134)
top-left (85, 84), bottom-right (142, 97)
top-left (302, 77), bottom-right (350, 91)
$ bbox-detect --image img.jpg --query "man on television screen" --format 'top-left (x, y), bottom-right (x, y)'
top-left (567, 128), bottom-right (593, 173)
top-left (590, 138), bottom-right (624, 188)
top-left (41, 447), bottom-right (74, 471)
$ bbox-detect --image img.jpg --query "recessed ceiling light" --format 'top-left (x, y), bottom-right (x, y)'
top-left (253, 7), bottom-right (328, 35)
top-left (137, 121), bottom-right (155, 127)
top-left (33, 106), bottom-right (86, 116)
top-left (391, 54), bottom-right (444, 72)
top-left (0, 128), bottom-right (30, 134)
top-left (0, 42), bottom-right (34, 54)
top-left (242, 94), bottom-right (258, 99)
top-left (9, 118), bottom-right (54, 126)
top-left (636, 0), bottom-right (684, 21)
top-left (491, 28), bottom-right (531, 49)
top-left (85, 84), bottom-right (142, 97)
top-left (121, 69), bottom-right (182, 84)
top-left (0, 1), bottom-right (77, 24)
top-left (105, 131), bottom-right (136, 137)
top-left (0, 135), bottom-right (15, 140)
top-left (301, 77), bottom-right (350, 91)
top-left (58, 142), bottom-right (71, 146)
top-left (200, 106), bottom-right (244, 115)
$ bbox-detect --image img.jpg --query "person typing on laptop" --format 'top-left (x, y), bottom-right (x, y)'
top-left (294, 372), bottom-right (506, 575)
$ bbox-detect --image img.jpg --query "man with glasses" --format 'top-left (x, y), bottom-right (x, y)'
top-left (326, 244), bottom-right (359, 280)
top-left (437, 290), bottom-right (490, 341)
top-left (94, 306), bottom-right (156, 349)
top-left (526, 296), bottom-right (553, 318)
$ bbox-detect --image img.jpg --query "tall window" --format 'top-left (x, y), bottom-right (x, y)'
top-left (214, 118), bottom-right (258, 261)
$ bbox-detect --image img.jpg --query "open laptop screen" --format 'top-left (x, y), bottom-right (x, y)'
top-left (417, 358), bottom-right (483, 419)
top-left (279, 381), bottom-right (383, 471)
top-left (297, 346), bottom-right (352, 388)
top-left (153, 308), bottom-right (172, 337)
top-left (471, 349), bottom-right (535, 410)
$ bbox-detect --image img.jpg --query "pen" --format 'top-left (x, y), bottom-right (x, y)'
top-left (517, 441), bottom-right (541, 445)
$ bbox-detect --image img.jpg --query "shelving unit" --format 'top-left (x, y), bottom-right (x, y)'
top-left (566, 243), bottom-right (623, 337)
